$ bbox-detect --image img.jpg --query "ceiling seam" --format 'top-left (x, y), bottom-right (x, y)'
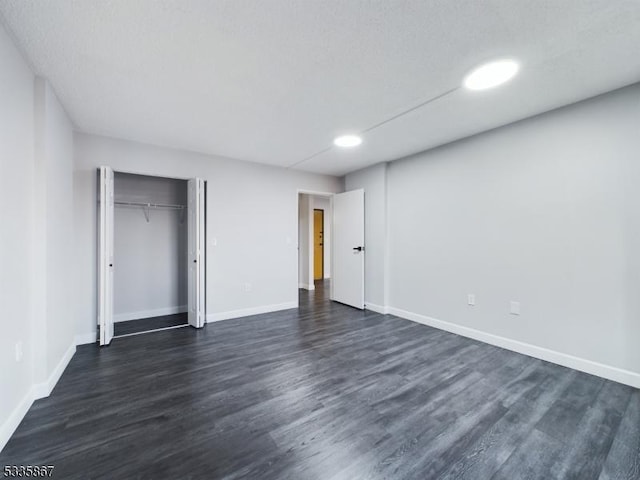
top-left (287, 86), bottom-right (460, 169)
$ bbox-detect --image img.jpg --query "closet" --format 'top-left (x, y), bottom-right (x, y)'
top-left (98, 167), bottom-right (206, 345)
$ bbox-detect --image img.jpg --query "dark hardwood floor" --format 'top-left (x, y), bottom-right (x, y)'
top-left (114, 312), bottom-right (188, 337)
top-left (1, 280), bottom-right (639, 479)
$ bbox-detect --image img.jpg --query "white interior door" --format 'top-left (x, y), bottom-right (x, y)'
top-left (98, 166), bottom-right (115, 345)
top-left (331, 189), bottom-right (365, 309)
top-left (188, 178), bottom-right (206, 328)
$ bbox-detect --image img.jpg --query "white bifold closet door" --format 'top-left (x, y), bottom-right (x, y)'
top-left (331, 189), bottom-right (365, 309)
top-left (188, 178), bottom-right (206, 328)
top-left (98, 166), bottom-right (115, 345)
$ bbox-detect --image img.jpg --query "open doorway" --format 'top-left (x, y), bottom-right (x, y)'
top-left (297, 189), bottom-right (365, 310)
top-left (298, 193), bottom-right (332, 294)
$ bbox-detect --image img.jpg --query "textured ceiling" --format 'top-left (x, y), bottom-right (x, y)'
top-left (1, 1), bottom-right (639, 176)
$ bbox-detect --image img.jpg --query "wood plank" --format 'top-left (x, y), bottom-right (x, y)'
top-left (1, 280), bottom-right (638, 479)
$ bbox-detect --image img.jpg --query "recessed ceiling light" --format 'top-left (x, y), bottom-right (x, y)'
top-left (463, 59), bottom-right (519, 90)
top-left (333, 135), bottom-right (362, 148)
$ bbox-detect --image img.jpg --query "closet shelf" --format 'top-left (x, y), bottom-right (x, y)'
top-left (114, 201), bottom-right (186, 223)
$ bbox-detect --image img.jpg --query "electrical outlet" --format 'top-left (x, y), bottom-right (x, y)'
top-left (243, 282), bottom-right (252, 293)
top-left (510, 301), bottom-right (521, 315)
top-left (467, 294), bottom-right (476, 306)
top-left (15, 342), bottom-right (23, 362)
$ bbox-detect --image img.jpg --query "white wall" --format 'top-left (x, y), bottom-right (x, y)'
top-left (313, 196), bottom-right (332, 279)
top-left (0, 22), bottom-right (37, 450)
top-left (36, 80), bottom-right (75, 382)
top-left (345, 163), bottom-right (388, 309)
top-left (113, 173), bottom-right (187, 321)
top-left (0, 24), bottom-right (75, 450)
top-left (384, 83), bottom-right (640, 384)
top-left (74, 133), bottom-right (343, 336)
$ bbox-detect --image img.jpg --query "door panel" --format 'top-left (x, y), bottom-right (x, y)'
top-left (331, 189), bottom-right (364, 309)
top-left (98, 166), bottom-right (114, 345)
top-left (314, 209), bottom-right (324, 280)
top-left (188, 178), bottom-right (206, 328)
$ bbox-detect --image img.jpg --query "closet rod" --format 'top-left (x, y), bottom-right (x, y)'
top-left (114, 201), bottom-right (185, 209)
top-left (114, 201), bottom-right (186, 223)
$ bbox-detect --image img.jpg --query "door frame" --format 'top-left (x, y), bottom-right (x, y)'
top-left (103, 167), bottom-right (192, 182)
top-left (296, 189), bottom-right (334, 302)
top-left (98, 169), bottom-right (206, 342)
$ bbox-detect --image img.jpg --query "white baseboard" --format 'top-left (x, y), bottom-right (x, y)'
top-left (114, 305), bottom-right (187, 323)
top-left (298, 283), bottom-right (315, 291)
top-left (75, 331), bottom-right (96, 346)
top-left (206, 301), bottom-right (298, 323)
top-left (1, 340), bottom-right (76, 452)
top-left (0, 386), bottom-right (35, 453)
top-left (365, 303), bottom-right (389, 314)
top-left (388, 307), bottom-right (640, 389)
top-left (32, 341), bottom-right (76, 399)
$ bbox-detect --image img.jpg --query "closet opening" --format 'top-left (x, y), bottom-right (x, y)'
top-left (113, 172), bottom-right (188, 337)
top-left (98, 167), bottom-right (206, 344)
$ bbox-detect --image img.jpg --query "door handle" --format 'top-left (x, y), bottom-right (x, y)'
top-left (353, 246), bottom-right (364, 252)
